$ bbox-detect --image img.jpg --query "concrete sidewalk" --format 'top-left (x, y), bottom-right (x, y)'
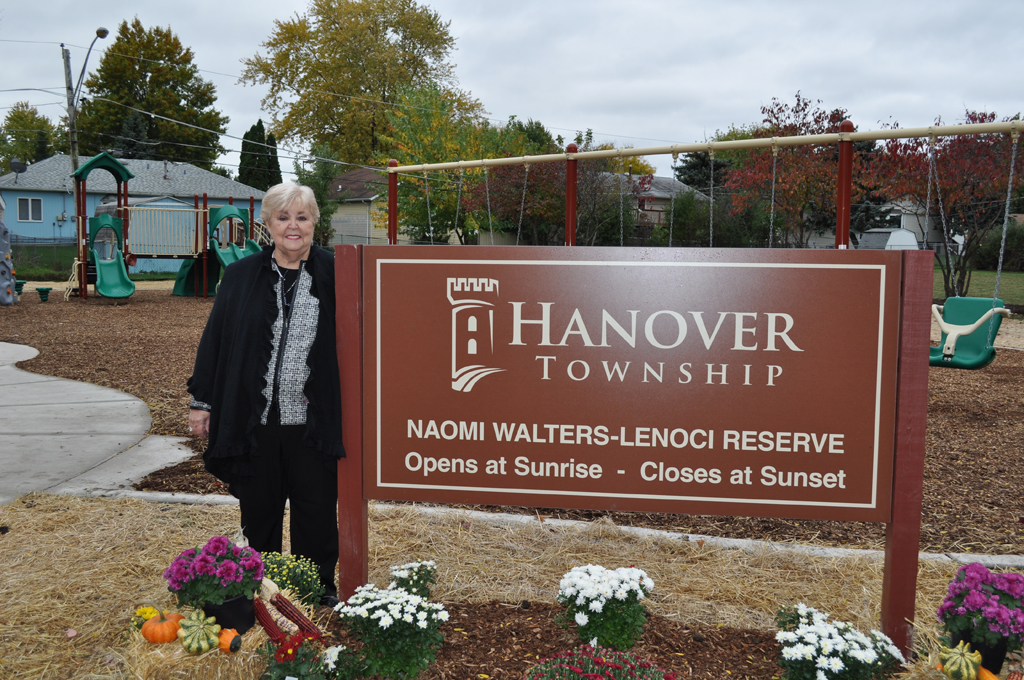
top-left (0, 342), bottom-right (193, 505)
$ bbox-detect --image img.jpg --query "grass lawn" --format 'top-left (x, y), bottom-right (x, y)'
top-left (934, 267), bottom-right (1024, 305)
top-left (130, 272), bottom-right (178, 281)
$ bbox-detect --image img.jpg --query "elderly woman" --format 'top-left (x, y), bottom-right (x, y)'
top-left (187, 182), bottom-right (343, 607)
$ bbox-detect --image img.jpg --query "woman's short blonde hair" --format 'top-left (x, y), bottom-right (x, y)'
top-left (261, 182), bottom-right (320, 224)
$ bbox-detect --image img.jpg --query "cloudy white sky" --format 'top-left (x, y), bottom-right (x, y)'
top-left (1, 0), bottom-right (1022, 178)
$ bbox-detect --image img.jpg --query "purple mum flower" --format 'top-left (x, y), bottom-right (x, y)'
top-left (191, 553), bottom-right (218, 577)
top-left (203, 536), bottom-right (230, 557)
top-left (217, 560), bottom-right (243, 586)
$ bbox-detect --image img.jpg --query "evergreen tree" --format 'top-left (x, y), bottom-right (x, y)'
top-left (118, 111), bottom-right (151, 159)
top-left (238, 119), bottom-right (269, 190)
top-left (32, 130), bottom-right (50, 163)
top-left (266, 133), bottom-right (283, 186)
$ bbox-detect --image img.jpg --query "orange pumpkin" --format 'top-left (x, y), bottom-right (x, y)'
top-left (140, 611), bottom-right (185, 644)
top-left (977, 668), bottom-right (999, 680)
top-left (219, 628), bottom-right (242, 653)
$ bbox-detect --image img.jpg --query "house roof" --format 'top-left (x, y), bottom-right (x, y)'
top-left (94, 195), bottom-right (194, 214)
top-left (328, 167), bottom-right (388, 202)
top-left (0, 154), bottom-right (265, 201)
top-left (640, 175), bottom-right (706, 201)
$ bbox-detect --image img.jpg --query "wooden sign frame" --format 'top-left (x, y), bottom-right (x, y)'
top-left (336, 246), bottom-right (932, 654)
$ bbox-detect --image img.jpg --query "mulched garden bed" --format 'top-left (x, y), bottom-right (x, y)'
top-left (317, 600), bottom-right (782, 680)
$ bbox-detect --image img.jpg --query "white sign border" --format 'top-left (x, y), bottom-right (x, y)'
top-left (374, 258), bottom-right (890, 511)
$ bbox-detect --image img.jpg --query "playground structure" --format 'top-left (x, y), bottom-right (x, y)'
top-left (71, 152), bottom-right (264, 300)
top-left (349, 118), bottom-right (1023, 657)
top-left (0, 212), bottom-right (13, 306)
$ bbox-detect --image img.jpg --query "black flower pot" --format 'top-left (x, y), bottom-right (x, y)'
top-left (201, 594), bottom-right (256, 634)
top-left (952, 632), bottom-right (1008, 674)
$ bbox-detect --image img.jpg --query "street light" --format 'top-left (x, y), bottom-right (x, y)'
top-left (62, 26), bottom-right (109, 173)
top-left (61, 27), bottom-right (108, 299)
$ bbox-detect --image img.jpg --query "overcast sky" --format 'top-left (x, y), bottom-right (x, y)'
top-left (2, 0), bottom-right (1022, 178)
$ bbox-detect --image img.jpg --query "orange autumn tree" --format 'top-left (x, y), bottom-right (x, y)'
top-left (724, 93), bottom-right (883, 247)
top-left (876, 110), bottom-right (1023, 298)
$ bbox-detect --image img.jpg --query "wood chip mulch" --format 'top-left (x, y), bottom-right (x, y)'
top-left (3, 290), bottom-right (1023, 556)
top-left (316, 600), bottom-right (782, 680)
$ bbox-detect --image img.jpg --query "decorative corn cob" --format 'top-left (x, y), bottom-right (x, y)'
top-left (253, 597), bottom-right (288, 644)
top-left (271, 593), bottom-right (322, 640)
top-left (260, 577), bottom-right (281, 600)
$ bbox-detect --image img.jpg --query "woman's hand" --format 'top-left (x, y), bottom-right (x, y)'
top-left (189, 409), bottom-right (211, 440)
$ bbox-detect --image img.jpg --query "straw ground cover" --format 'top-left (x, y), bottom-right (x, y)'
top-left (0, 493), bottom-right (962, 679)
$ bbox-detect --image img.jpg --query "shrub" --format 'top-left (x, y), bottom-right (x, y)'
top-left (974, 221), bottom-right (1024, 272)
top-left (557, 565), bottom-right (653, 650)
top-left (775, 603), bottom-right (905, 680)
top-left (262, 552), bottom-right (326, 606)
top-left (335, 583), bottom-right (448, 678)
top-left (389, 560), bottom-right (437, 599)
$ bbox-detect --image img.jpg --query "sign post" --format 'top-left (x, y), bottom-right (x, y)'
top-left (336, 246), bottom-right (930, 654)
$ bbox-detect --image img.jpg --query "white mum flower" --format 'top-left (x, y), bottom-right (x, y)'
top-left (827, 657), bottom-right (844, 672)
top-left (379, 614), bottom-right (394, 629)
top-left (575, 612), bottom-right (589, 626)
top-left (589, 599), bottom-right (604, 613)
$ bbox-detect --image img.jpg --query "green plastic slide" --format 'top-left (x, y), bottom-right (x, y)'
top-left (210, 238), bottom-right (262, 269)
top-left (172, 257), bottom-right (222, 297)
top-left (91, 249), bottom-right (136, 299)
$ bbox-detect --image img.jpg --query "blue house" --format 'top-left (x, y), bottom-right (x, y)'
top-left (0, 155), bottom-right (266, 273)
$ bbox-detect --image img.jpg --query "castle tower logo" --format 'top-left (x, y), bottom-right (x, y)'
top-left (447, 277), bottom-right (505, 392)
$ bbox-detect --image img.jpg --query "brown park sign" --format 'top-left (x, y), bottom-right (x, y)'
top-left (361, 246), bottom-right (902, 522)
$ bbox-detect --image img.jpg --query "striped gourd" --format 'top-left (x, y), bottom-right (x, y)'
top-left (177, 609), bottom-right (222, 655)
top-left (940, 641), bottom-right (983, 680)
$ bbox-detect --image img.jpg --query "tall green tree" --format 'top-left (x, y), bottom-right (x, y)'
top-left (0, 102), bottom-right (58, 172)
top-left (238, 119), bottom-right (268, 189)
top-left (238, 120), bottom-right (284, 190)
top-left (265, 133), bottom-right (283, 186)
top-left (117, 110), bottom-right (152, 159)
top-left (76, 18), bottom-right (228, 168)
top-left (241, 0), bottom-right (458, 165)
top-left (294, 144), bottom-right (342, 245)
top-left (377, 82), bottom-right (519, 244)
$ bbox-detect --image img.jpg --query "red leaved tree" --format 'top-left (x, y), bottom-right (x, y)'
top-left (725, 93), bottom-right (879, 247)
top-left (877, 110), bottom-right (1022, 298)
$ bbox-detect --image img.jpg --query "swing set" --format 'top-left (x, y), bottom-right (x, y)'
top-left (387, 119), bottom-right (1021, 369)
top-left (922, 134), bottom-right (1017, 369)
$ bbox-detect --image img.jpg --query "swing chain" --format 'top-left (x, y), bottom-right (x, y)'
top-left (423, 172), bottom-right (433, 245)
top-left (619, 168), bottom-right (625, 247)
top-left (453, 169), bottom-right (464, 243)
top-left (768, 143), bottom-right (779, 248)
top-left (990, 132), bottom-right (1019, 350)
top-left (930, 138), bottom-right (961, 298)
top-left (516, 164), bottom-right (530, 246)
top-left (484, 167), bottom-right (494, 245)
top-left (708, 149), bottom-right (715, 248)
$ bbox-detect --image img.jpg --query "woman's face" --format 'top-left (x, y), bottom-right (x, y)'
top-left (268, 200), bottom-right (315, 265)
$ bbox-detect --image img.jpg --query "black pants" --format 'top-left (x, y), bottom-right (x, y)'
top-left (235, 421), bottom-right (339, 597)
